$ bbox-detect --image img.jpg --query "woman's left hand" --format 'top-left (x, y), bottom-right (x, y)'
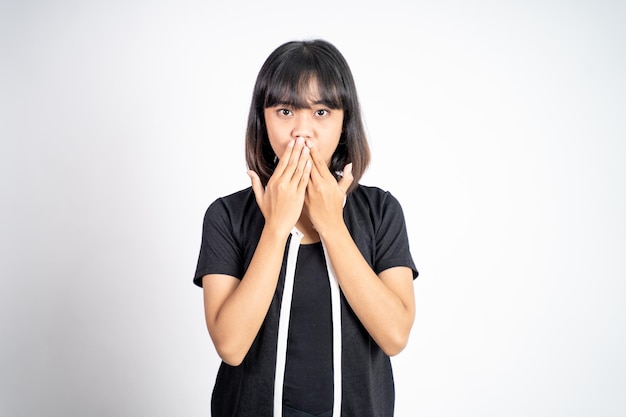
top-left (304, 140), bottom-right (353, 234)
top-left (305, 142), bottom-right (415, 357)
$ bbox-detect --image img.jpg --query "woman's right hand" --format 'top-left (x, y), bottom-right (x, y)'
top-left (248, 137), bottom-right (311, 236)
top-left (205, 137), bottom-right (310, 366)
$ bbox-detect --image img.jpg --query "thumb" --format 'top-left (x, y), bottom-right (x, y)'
top-left (247, 170), bottom-right (265, 208)
top-left (338, 163), bottom-right (354, 194)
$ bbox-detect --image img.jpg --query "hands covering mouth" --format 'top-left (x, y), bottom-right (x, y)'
top-left (248, 136), bottom-right (353, 237)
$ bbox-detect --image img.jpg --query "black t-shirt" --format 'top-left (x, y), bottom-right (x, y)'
top-left (283, 242), bottom-right (333, 414)
top-left (194, 184), bottom-right (418, 417)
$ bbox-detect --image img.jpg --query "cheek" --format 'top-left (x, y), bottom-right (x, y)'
top-left (266, 132), bottom-right (291, 157)
top-left (265, 121), bottom-right (283, 153)
top-left (321, 140), bottom-right (341, 165)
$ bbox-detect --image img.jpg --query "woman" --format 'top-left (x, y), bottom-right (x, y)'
top-left (194, 39), bottom-right (418, 417)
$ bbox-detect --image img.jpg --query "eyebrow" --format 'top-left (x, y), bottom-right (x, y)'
top-left (271, 99), bottom-right (339, 109)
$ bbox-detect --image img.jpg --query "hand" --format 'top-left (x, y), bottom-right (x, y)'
top-left (248, 137), bottom-right (312, 236)
top-left (304, 140), bottom-right (353, 235)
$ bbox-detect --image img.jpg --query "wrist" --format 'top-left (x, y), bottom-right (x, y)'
top-left (316, 219), bottom-right (349, 242)
top-left (261, 222), bottom-right (292, 244)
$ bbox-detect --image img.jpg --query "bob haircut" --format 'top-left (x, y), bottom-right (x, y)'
top-left (245, 39), bottom-right (370, 194)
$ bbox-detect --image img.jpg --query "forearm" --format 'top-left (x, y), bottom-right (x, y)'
top-left (319, 223), bottom-right (415, 356)
top-left (208, 226), bottom-right (289, 365)
top-left (208, 138), bottom-right (311, 365)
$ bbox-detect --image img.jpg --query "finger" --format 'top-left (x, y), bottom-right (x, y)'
top-left (273, 139), bottom-right (295, 176)
top-left (291, 144), bottom-right (310, 184)
top-left (285, 137), bottom-right (307, 179)
top-left (297, 159), bottom-right (312, 192)
top-left (337, 163), bottom-right (354, 194)
top-left (307, 152), bottom-right (324, 184)
top-left (304, 141), bottom-right (327, 187)
top-left (247, 170), bottom-right (265, 208)
top-left (305, 140), bottom-right (330, 177)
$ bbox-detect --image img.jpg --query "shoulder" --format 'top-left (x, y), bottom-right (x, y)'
top-left (347, 184), bottom-right (404, 213)
top-left (211, 187), bottom-right (255, 208)
top-left (344, 184), bottom-right (408, 236)
top-left (203, 187), bottom-right (260, 227)
top-left (205, 187), bottom-right (255, 215)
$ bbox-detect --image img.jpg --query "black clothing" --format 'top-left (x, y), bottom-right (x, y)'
top-left (283, 242), bottom-right (333, 414)
top-left (194, 185), bottom-right (418, 417)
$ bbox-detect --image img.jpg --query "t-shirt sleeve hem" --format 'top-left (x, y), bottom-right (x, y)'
top-left (193, 266), bottom-right (243, 288)
top-left (375, 259), bottom-right (419, 280)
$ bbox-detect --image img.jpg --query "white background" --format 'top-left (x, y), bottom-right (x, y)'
top-left (1, 1), bottom-right (625, 416)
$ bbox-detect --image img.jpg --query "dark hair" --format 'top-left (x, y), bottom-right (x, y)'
top-left (245, 39), bottom-right (370, 193)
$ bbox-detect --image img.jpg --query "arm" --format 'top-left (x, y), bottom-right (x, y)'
top-left (202, 138), bottom-right (311, 366)
top-left (305, 142), bottom-right (415, 356)
top-left (202, 227), bottom-right (289, 366)
top-left (318, 227), bottom-right (415, 356)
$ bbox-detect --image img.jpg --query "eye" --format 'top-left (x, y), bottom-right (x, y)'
top-left (278, 108), bottom-right (292, 116)
top-left (315, 109), bottom-right (329, 117)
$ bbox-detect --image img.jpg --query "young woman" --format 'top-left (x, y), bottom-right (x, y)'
top-left (194, 39), bottom-right (418, 417)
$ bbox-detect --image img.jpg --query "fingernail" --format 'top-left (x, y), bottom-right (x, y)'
top-left (306, 140), bottom-right (313, 147)
top-left (296, 137), bottom-right (304, 144)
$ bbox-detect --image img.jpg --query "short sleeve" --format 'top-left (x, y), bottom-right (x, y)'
top-left (374, 192), bottom-right (418, 279)
top-left (193, 199), bottom-right (244, 287)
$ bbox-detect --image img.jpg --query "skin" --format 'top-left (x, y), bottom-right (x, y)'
top-left (202, 91), bottom-right (415, 366)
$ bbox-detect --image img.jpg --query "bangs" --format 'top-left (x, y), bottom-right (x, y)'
top-left (263, 62), bottom-right (346, 110)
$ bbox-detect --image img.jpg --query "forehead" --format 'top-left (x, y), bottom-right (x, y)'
top-left (264, 73), bottom-right (342, 109)
top-left (283, 81), bottom-right (323, 105)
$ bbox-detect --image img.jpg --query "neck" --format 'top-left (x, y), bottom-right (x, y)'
top-left (296, 214), bottom-right (320, 244)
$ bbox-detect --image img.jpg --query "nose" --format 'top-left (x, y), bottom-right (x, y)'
top-left (292, 113), bottom-right (312, 139)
